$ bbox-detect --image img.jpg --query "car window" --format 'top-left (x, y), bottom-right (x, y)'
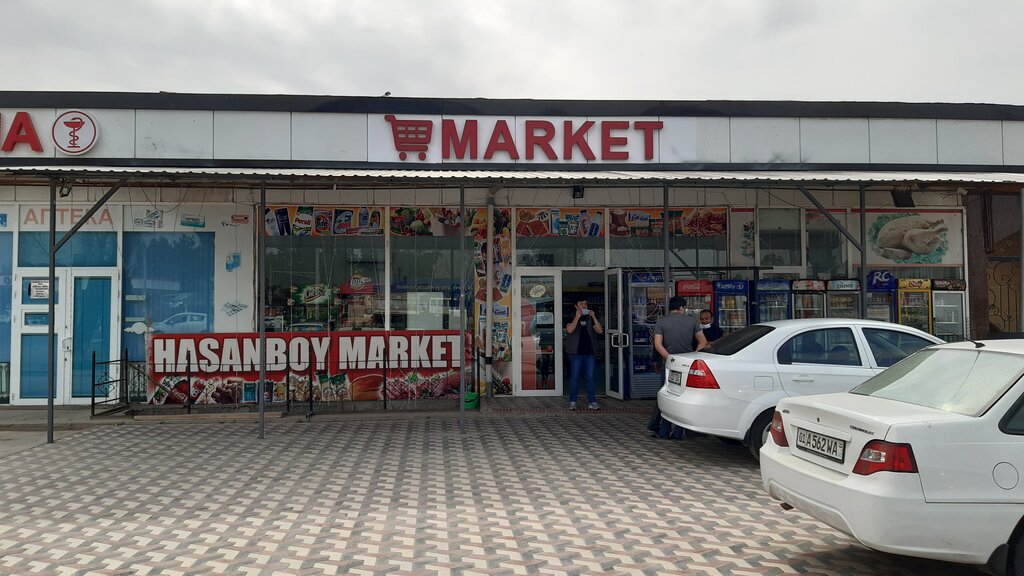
top-left (1003, 396), bottom-right (1024, 435)
top-left (853, 348), bottom-right (1024, 417)
top-left (863, 328), bottom-right (934, 367)
top-left (702, 325), bottom-right (774, 356)
top-left (777, 328), bottom-right (861, 366)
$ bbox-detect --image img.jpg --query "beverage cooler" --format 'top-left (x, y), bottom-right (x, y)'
top-left (754, 279), bottom-right (791, 323)
top-left (714, 280), bottom-right (749, 333)
top-left (825, 279), bottom-right (861, 319)
top-left (791, 280), bottom-right (827, 319)
top-left (897, 279), bottom-right (932, 333)
top-left (626, 272), bottom-right (667, 399)
top-left (931, 279), bottom-right (968, 342)
top-left (865, 270), bottom-right (897, 323)
top-left (675, 279), bottom-right (714, 317)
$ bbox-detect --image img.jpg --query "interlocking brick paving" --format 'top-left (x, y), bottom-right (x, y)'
top-left (0, 413), bottom-right (987, 575)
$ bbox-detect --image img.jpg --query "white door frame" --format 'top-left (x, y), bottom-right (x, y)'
top-left (605, 268), bottom-right (625, 400)
top-left (512, 268), bottom-right (563, 396)
top-left (10, 267), bottom-right (119, 405)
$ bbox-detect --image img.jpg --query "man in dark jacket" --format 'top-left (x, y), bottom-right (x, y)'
top-left (698, 309), bottom-right (724, 343)
top-left (565, 298), bottom-right (603, 410)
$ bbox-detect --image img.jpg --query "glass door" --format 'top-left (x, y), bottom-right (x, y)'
top-left (513, 269), bottom-right (562, 396)
top-left (10, 268), bottom-right (117, 404)
top-left (932, 291), bottom-right (966, 342)
top-left (604, 269), bottom-right (625, 400)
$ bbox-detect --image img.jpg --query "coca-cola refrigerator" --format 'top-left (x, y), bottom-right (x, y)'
top-left (865, 270), bottom-right (897, 323)
top-left (675, 279), bottom-right (714, 317)
top-left (791, 280), bottom-right (827, 319)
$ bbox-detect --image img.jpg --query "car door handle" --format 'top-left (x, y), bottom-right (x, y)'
top-left (791, 376), bottom-right (815, 382)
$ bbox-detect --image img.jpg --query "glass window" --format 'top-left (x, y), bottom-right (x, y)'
top-left (704, 325), bottom-right (774, 356)
top-left (19, 231), bottom-right (117, 267)
top-left (609, 208), bottom-right (665, 267)
top-left (1002, 399), bottom-right (1024, 435)
top-left (266, 235), bottom-right (384, 332)
top-left (122, 233), bottom-right (215, 360)
top-left (862, 328), bottom-right (935, 367)
top-left (670, 208), bottom-right (729, 270)
top-left (806, 210), bottom-right (848, 279)
top-left (0, 232), bottom-right (11, 365)
top-left (777, 328), bottom-right (860, 366)
top-left (515, 208), bottom-right (604, 267)
top-left (853, 349), bottom-right (1024, 417)
top-left (391, 234), bottom-right (472, 331)
top-left (758, 208), bottom-right (801, 267)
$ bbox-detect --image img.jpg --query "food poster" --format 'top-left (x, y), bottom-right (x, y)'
top-left (147, 330), bottom-right (464, 405)
top-left (853, 210), bottom-right (964, 266)
top-left (608, 208), bottom-right (663, 237)
top-left (390, 207), bottom-right (483, 237)
top-left (263, 206), bottom-right (384, 236)
top-left (607, 208), bottom-right (728, 238)
top-left (730, 209), bottom-right (756, 266)
top-left (488, 208), bottom-right (513, 395)
top-left (515, 208), bottom-right (604, 238)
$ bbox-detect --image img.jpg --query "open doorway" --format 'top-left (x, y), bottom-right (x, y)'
top-left (561, 270), bottom-right (606, 399)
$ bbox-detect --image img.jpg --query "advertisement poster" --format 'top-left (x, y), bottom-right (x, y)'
top-left (608, 208), bottom-right (662, 237)
top-left (515, 208), bottom-right (604, 238)
top-left (390, 207), bottom-right (481, 237)
top-left (607, 207), bottom-right (728, 238)
top-left (147, 330), bottom-right (464, 404)
top-left (483, 208), bottom-right (513, 394)
top-left (857, 210), bottom-right (964, 266)
top-left (263, 206), bottom-right (384, 236)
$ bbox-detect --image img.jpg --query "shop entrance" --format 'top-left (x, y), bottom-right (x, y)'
top-left (512, 268), bottom-right (611, 399)
top-left (10, 268), bottom-right (118, 405)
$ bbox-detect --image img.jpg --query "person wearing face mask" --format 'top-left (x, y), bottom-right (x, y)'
top-left (565, 298), bottom-right (603, 410)
top-left (697, 309), bottom-right (723, 344)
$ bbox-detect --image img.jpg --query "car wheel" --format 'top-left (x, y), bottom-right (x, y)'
top-left (748, 411), bottom-right (774, 461)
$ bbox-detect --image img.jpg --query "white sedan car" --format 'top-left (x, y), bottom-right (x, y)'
top-left (761, 340), bottom-right (1024, 575)
top-left (657, 318), bottom-right (941, 459)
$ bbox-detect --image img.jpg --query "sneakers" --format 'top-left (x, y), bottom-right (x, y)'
top-left (588, 402), bottom-right (599, 410)
top-left (569, 402), bottom-right (577, 410)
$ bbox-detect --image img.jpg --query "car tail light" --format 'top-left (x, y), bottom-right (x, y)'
top-left (852, 441), bottom-right (918, 475)
top-left (685, 359), bottom-right (720, 389)
top-left (770, 411), bottom-right (788, 447)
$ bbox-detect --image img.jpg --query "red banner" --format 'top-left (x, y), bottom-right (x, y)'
top-left (147, 330), bottom-right (463, 405)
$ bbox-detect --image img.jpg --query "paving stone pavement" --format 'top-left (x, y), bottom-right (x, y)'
top-left (0, 412), bottom-right (988, 576)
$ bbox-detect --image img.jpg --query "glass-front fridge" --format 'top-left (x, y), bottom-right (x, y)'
top-left (791, 280), bottom-right (827, 319)
top-left (626, 272), bottom-right (667, 399)
top-left (714, 280), bottom-right (749, 333)
top-left (825, 279), bottom-right (861, 319)
top-left (898, 279), bottom-right (932, 333)
top-left (865, 270), bottom-right (897, 323)
top-left (675, 279), bottom-right (714, 317)
top-left (931, 279), bottom-right (967, 342)
top-left (754, 279), bottom-right (791, 323)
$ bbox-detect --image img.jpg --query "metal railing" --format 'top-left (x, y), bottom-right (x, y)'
top-left (91, 349), bottom-right (130, 417)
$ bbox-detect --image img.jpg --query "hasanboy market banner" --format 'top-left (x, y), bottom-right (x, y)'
top-left (147, 331), bottom-right (463, 405)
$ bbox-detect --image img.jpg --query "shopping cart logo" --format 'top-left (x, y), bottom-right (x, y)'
top-left (385, 115), bottom-right (433, 161)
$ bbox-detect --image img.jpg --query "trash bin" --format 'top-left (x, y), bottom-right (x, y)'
top-left (463, 391), bottom-right (479, 410)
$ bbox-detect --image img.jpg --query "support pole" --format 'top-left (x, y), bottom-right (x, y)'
top-left (860, 186), bottom-right (868, 318)
top-left (47, 179), bottom-right (56, 444)
top-left (662, 184), bottom-right (671, 300)
top-left (258, 181), bottom-right (267, 439)
top-left (459, 186), bottom-right (467, 433)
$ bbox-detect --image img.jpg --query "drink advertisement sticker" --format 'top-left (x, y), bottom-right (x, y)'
top-left (826, 280), bottom-right (860, 291)
top-left (898, 278), bottom-right (931, 289)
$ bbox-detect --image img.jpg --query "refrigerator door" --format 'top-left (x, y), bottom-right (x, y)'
top-left (866, 292), bottom-right (894, 323)
top-left (716, 293), bottom-right (748, 332)
top-left (758, 292), bottom-right (790, 323)
top-left (628, 283), bottom-right (666, 399)
top-left (932, 291), bottom-right (966, 342)
top-left (826, 292), bottom-right (860, 319)
top-left (898, 290), bottom-right (932, 333)
top-left (793, 292), bottom-right (825, 319)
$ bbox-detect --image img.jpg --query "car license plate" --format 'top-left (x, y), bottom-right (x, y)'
top-left (795, 428), bottom-right (845, 462)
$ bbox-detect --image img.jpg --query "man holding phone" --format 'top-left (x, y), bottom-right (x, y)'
top-left (565, 298), bottom-right (603, 410)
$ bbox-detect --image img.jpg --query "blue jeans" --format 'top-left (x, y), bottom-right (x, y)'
top-left (568, 354), bottom-right (596, 404)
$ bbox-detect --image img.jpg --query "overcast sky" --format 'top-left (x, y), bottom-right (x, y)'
top-left (3, 0), bottom-right (1023, 105)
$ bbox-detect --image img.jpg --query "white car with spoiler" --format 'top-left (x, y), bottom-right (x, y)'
top-left (761, 340), bottom-right (1024, 575)
top-left (657, 318), bottom-right (940, 459)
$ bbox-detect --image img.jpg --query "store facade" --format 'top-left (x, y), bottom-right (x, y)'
top-left (0, 94), bottom-right (1021, 406)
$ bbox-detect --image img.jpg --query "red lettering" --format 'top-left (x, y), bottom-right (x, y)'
top-left (524, 120), bottom-right (556, 160)
top-left (601, 121), bottom-right (629, 161)
top-left (1, 112), bottom-right (43, 152)
top-left (563, 120), bottom-right (596, 161)
top-left (483, 120), bottom-right (519, 160)
top-left (441, 119), bottom-right (478, 159)
top-left (633, 121), bottom-right (663, 160)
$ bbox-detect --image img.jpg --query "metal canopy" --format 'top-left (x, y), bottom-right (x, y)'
top-left (1, 165), bottom-right (1023, 186)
